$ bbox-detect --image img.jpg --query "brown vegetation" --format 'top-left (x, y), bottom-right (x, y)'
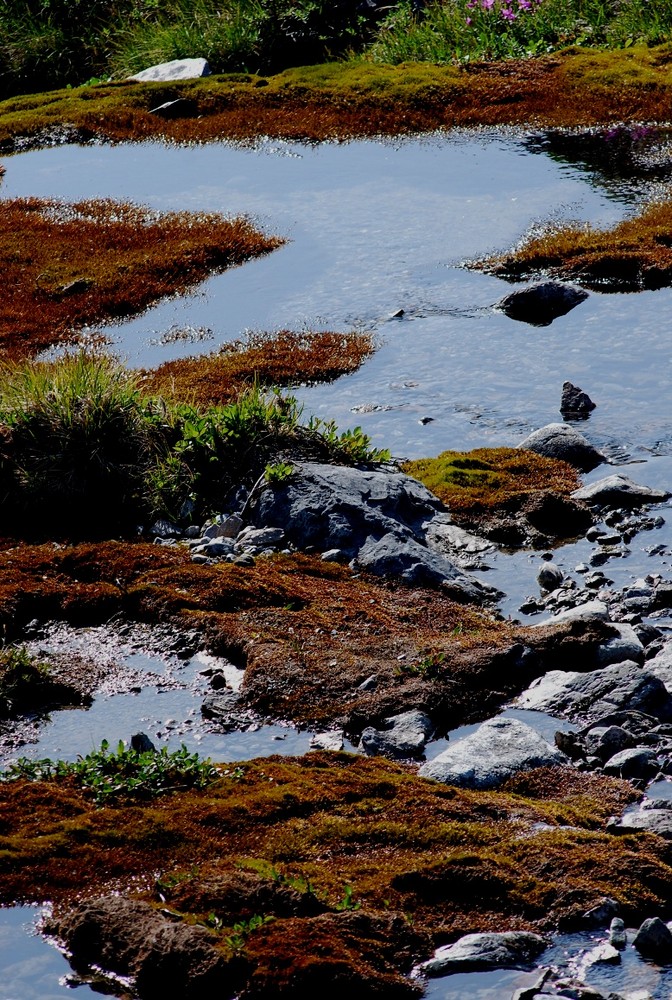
top-left (477, 199), bottom-right (672, 291)
top-left (0, 542), bottom-right (611, 729)
top-left (141, 330), bottom-right (375, 407)
top-left (0, 198), bottom-right (282, 359)
top-left (0, 757), bottom-right (664, 966)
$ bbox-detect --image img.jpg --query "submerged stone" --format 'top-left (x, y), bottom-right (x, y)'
top-left (496, 281), bottom-right (588, 326)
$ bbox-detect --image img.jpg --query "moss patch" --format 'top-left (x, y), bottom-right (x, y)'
top-left (4, 48), bottom-right (672, 148)
top-left (0, 542), bottom-right (612, 729)
top-left (0, 756), bottom-right (664, 948)
top-left (0, 198), bottom-right (282, 360)
top-left (402, 447), bottom-right (588, 546)
top-left (476, 199), bottom-right (672, 291)
top-left (141, 330), bottom-right (375, 407)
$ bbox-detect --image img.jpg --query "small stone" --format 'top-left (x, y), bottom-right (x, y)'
top-left (130, 733), bottom-right (156, 753)
top-left (497, 281), bottom-right (588, 326)
top-left (321, 548), bottom-right (345, 563)
top-left (560, 381), bottom-right (597, 419)
top-left (609, 917), bottom-right (627, 949)
top-left (357, 674), bottom-right (378, 691)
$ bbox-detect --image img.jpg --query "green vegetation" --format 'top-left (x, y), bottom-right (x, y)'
top-left (1, 739), bottom-right (219, 803)
top-left (402, 447), bottom-right (580, 513)
top-left (0, 646), bottom-right (51, 716)
top-left (0, 353), bottom-right (388, 536)
top-left (3, 0), bottom-right (672, 99)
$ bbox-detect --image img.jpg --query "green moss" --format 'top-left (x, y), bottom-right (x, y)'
top-left (402, 447), bottom-right (580, 514)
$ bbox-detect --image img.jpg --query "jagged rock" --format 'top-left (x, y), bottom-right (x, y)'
top-left (130, 732), bottom-right (156, 753)
top-left (633, 917), bottom-right (672, 962)
top-left (361, 710), bottom-right (434, 760)
top-left (560, 381), bottom-right (597, 419)
top-left (419, 717), bottom-right (567, 789)
top-left (517, 423), bottom-right (605, 472)
top-left (572, 475), bottom-right (670, 509)
top-left (517, 661), bottom-right (672, 724)
top-left (129, 57), bottom-right (211, 82)
top-left (497, 281), bottom-right (588, 326)
top-left (250, 462), bottom-right (495, 602)
top-left (419, 930), bottom-right (546, 976)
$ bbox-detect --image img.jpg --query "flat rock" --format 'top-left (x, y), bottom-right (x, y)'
top-left (419, 717), bottom-right (567, 789)
top-left (361, 709), bottom-right (434, 760)
top-left (531, 600), bottom-right (609, 627)
top-left (129, 57), bottom-right (211, 82)
top-left (517, 661), bottom-right (672, 724)
top-left (572, 475), bottom-right (670, 509)
top-left (420, 930), bottom-right (546, 976)
top-left (609, 809), bottom-right (672, 839)
top-left (517, 423), bottom-right (604, 472)
top-left (356, 532), bottom-right (488, 599)
top-left (497, 281), bottom-right (588, 326)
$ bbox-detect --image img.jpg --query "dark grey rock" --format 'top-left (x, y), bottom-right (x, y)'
top-left (238, 526), bottom-right (285, 547)
top-left (517, 661), bottom-right (672, 725)
top-left (251, 462), bottom-right (495, 603)
top-left (361, 709), bottom-right (434, 760)
top-left (633, 917), bottom-right (672, 961)
top-left (584, 726), bottom-right (631, 761)
top-left (497, 281), bottom-right (588, 326)
top-left (129, 57), bottom-right (211, 82)
top-left (609, 809), bottom-right (672, 839)
top-left (582, 897), bottom-right (619, 928)
top-left (420, 930), bottom-right (546, 976)
top-left (130, 732), bottom-right (156, 753)
top-left (517, 423), bottom-right (605, 472)
top-left (609, 917), bottom-right (627, 949)
top-left (596, 624), bottom-right (645, 666)
top-left (561, 381), bottom-right (597, 419)
top-left (602, 747), bottom-right (658, 780)
top-left (572, 476), bottom-right (671, 510)
top-left (419, 717), bottom-right (567, 789)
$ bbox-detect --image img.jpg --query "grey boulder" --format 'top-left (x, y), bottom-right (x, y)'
top-left (572, 475), bottom-right (670, 509)
top-left (129, 57), bottom-right (211, 82)
top-left (602, 747), bottom-right (658, 780)
top-left (517, 423), bottom-right (604, 472)
top-left (497, 281), bottom-right (588, 326)
top-left (595, 623), bottom-right (645, 666)
top-left (361, 709), bottom-right (434, 760)
top-left (609, 809), bottom-right (672, 839)
top-left (516, 661), bottom-right (672, 724)
top-left (419, 717), bottom-right (567, 789)
top-left (251, 462), bottom-right (494, 602)
top-left (633, 917), bottom-right (672, 962)
top-left (420, 930), bottom-right (546, 976)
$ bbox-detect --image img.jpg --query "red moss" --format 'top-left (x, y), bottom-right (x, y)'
top-left (141, 330), bottom-right (375, 407)
top-left (0, 198), bottom-right (282, 359)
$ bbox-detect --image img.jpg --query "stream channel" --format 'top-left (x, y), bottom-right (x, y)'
top-left (1, 127), bottom-right (672, 997)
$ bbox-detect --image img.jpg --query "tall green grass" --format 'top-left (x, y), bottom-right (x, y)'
top-left (369, 0), bottom-right (672, 64)
top-left (0, 353), bottom-right (387, 537)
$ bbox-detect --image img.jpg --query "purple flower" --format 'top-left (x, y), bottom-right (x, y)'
top-left (481, 0), bottom-right (495, 10)
top-left (500, 5), bottom-right (517, 18)
top-left (466, 15), bottom-right (473, 23)
top-left (518, 0), bottom-right (533, 9)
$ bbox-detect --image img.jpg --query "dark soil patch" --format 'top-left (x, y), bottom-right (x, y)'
top-left (475, 198), bottom-right (672, 291)
top-left (402, 448), bottom-right (590, 547)
top-left (0, 542), bottom-right (613, 730)
top-left (141, 330), bottom-right (375, 407)
top-left (0, 198), bottom-right (282, 359)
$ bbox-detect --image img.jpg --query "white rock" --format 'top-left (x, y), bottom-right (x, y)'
top-left (129, 57), bottom-right (211, 82)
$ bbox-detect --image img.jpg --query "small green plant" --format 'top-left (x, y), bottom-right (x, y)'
top-left (0, 646), bottom-right (51, 716)
top-left (1, 740), bottom-right (219, 804)
top-left (264, 460), bottom-right (295, 484)
top-left (335, 884), bottom-right (361, 911)
top-left (398, 648), bottom-right (447, 678)
top-left (224, 913), bottom-right (275, 953)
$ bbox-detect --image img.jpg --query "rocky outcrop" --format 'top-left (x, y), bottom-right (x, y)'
top-left (250, 462), bottom-right (496, 602)
top-left (418, 717), bottom-right (567, 788)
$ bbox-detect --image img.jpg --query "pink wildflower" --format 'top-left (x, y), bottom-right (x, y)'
top-left (481, 0), bottom-right (495, 10)
top-left (466, 15), bottom-right (473, 23)
top-left (500, 5), bottom-right (517, 18)
top-left (518, 0), bottom-right (533, 10)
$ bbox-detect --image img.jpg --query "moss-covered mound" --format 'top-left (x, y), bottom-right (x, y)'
top-left (0, 198), bottom-right (282, 360)
top-left (0, 754), bottom-right (668, 997)
top-left (402, 447), bottom-right (589, 546)
top-left (478, 199), bottom-right (672, 291)
top-left (141, 330), bottom-right (375, 408)
top-left (4, 48), bottom-right (672, 148)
